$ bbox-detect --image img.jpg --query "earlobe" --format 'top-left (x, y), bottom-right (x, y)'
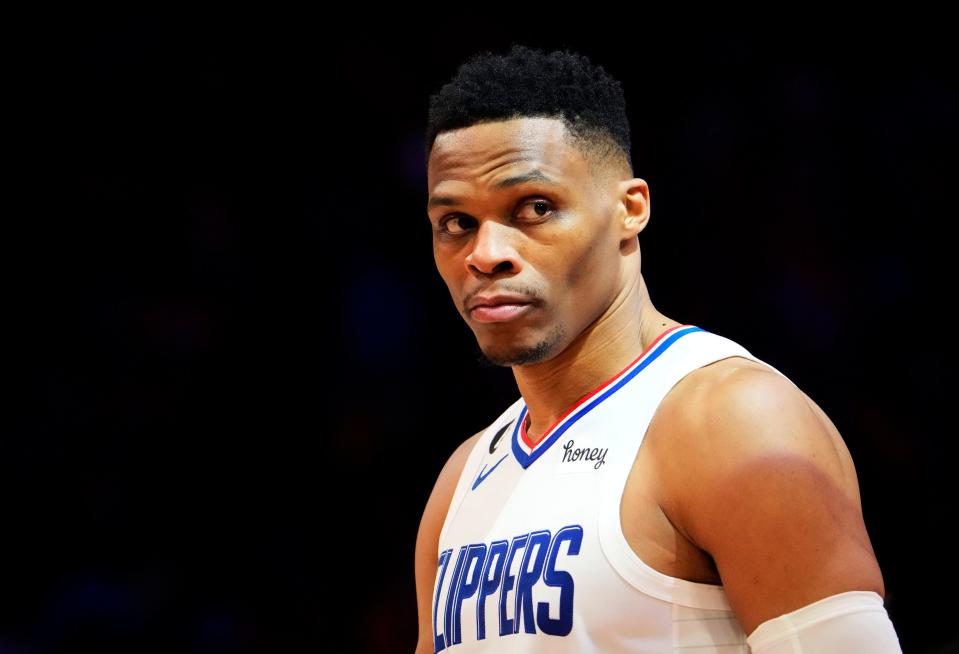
top-left (622, 213), bottom-right (646, 238)
top-left (619, 214), bottom-right (644, 251)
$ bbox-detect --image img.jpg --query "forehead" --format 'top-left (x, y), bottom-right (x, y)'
top-left (427, 117), bottom-right (590, 196)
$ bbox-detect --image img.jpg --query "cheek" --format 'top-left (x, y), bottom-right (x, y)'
top-left (432, 258), bottom-right (460, 305)
top-left (441, 271), bottom-right (464, 307)
top-left (563, 225), bottom-right (609, 294)
top-left (433, 251), bottom-right (460, 286)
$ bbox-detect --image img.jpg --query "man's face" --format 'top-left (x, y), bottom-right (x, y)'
top-left (426, 117), bottom-right (628, 367)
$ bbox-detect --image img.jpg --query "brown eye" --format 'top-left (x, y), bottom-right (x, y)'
top-left (440, 214), bottom-right (475, 235)
top-left (517, 199), bottom-right (554, 220)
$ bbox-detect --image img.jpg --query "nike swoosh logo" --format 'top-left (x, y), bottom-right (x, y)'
top-left (472, 454), bottom-right (509, 491)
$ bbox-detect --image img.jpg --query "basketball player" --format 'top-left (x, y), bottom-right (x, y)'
top-left (413, 44), bottom-right (902, 653)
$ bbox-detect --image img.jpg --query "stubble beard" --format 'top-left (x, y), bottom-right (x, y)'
top-left (475, 323), bottom-right (566, 368)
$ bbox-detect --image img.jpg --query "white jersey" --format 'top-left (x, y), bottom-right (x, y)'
top-left (432, 324), bottom-right (794, 653)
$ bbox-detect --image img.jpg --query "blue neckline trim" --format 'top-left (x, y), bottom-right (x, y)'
top-left (510, 325), bottom-right (703, 469)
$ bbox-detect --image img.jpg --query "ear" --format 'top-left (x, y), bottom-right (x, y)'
top-left (619, 178), bottom-right (650, 241)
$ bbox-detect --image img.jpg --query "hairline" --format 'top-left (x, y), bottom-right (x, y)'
top-left (427, 115), bottom-right (633, 190)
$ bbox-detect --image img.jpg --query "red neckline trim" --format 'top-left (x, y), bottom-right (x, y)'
top-left (520, 323), bottom-right (694, 449)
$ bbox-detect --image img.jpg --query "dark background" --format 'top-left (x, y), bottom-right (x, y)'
top-left (11, 13), bottom-right (955, 653)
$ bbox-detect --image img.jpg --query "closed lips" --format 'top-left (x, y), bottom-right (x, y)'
top-left (468, 296), bottom-right (533, 311)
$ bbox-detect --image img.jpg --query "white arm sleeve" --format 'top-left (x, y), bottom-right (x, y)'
top-left (745, 590), bottom-right (902, 653)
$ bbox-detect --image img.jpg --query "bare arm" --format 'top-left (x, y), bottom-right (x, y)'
top-left (413, 429), bottom-right (485, 654)
top-left (663, 367), bottom-right (885, 638)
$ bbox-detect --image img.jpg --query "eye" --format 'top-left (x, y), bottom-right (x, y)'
top-left (436, 197), bottom-right (555, 238)
top-left (438, 214), bottom-right (476, 236)
top-left (516, 198), bottom-right (554, 221)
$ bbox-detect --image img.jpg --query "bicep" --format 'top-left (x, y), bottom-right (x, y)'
top-left (699, 451), bottom-right (883, 636)
top-left (673, 371), bottom-right (885, 637)
top-left (414, 430), bottom-right (484, 652)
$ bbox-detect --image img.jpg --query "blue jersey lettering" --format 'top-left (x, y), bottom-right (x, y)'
top-left (434, 525), bottom-right (581, 649)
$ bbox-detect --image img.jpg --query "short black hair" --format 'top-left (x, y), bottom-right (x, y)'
top-left (425, 43), bottom-right (633, 179)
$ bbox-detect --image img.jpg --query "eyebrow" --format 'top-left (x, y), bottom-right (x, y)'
top-left (427, 169), bottom-right (559, 210)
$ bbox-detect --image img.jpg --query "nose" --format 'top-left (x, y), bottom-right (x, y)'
top-left (464, 220), bottom-right (522, 276)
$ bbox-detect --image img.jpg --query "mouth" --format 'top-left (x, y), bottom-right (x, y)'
top-left (469, 302), bottom-right (535, 323)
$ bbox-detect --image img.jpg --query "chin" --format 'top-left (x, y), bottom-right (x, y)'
top-left (475, 323), bottom-right (565, 368)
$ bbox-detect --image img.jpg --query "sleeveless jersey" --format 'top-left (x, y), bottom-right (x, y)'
top-left (432, 324), bottom-right (795, 653)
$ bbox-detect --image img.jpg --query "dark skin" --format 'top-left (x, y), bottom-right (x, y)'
top-left (414, 117), bottom-right (885, 651)
top-left (426, 116), bottom-right (671, 438)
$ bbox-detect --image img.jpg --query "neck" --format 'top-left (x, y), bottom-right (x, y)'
top-left (513, 274), bottom-right (682, 445)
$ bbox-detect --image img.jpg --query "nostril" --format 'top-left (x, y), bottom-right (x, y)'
top-left (468, 260), bottom-right (515, 275)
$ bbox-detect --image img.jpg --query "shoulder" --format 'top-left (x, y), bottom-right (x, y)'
top-left (650, 356), bottom-right (885, 635)
top-left (434, 429), bottom-right (487, 501)
top-left (418, 427), bottom-right (486, 540)
top-left (654, 355), bottom-right (856, 496)
top-left (414, 426), bottom-right (485, 560)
